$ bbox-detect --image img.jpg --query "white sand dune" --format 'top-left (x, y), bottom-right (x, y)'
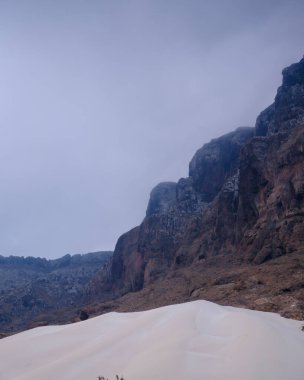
top-left (0, 301), bottom-right (303, 380)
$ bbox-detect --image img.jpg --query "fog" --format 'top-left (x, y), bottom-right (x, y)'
top-left (0, 0), bottom-right (303, 258)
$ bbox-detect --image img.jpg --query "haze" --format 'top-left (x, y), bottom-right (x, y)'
top-left (0, 0), bottom-right (303, 258)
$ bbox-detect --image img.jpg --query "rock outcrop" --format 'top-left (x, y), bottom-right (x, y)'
top-left (89, 57), bottom-right (304, 301)
top-left (255, 59), bottom-right (304, 136)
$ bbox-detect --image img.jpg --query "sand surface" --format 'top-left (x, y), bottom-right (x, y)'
top-left (0, 300), bottom-right (303, 380)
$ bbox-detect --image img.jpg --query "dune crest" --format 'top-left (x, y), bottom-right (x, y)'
top-left (0, 300), bottom-right (303, 380)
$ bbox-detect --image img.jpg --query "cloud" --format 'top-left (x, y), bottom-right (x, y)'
top-left (0, 0), bottom-right (303, 257)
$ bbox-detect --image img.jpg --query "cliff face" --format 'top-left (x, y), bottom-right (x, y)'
top-left (255, 59), bottom-right (304, 137)
top-left (90, 127), bottom-right (253, 297)
top-left (89, 58), bottom-right (304, 300)
top-left (236, 59), bottom-right (304, 262)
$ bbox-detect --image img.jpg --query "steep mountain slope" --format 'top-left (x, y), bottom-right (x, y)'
top-left (0, 252), bottom-right (112, 335)
top-left (87, 57), bottom-right (304, 316)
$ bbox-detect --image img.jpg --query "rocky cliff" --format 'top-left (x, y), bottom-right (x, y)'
top-left (88, 58), bottom-right (304, 307)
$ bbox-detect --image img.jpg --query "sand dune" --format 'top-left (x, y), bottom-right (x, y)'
top-left (0, 301), bottom-right (303, 380)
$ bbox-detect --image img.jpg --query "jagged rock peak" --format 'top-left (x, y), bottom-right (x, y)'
top-left (255, 57), bottom-right (304, 136)
top-left (146, 181), bottom-right (177, 216)
top-left (189, 127), bottom-right (254, 202)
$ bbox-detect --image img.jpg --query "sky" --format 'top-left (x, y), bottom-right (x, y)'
top-left (0, 0), bottom-right (303, 258)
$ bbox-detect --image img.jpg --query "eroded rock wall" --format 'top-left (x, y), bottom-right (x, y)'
top-left (90, 57), bottom-right (304, 299)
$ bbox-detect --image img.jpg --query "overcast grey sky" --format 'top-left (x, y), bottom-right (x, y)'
top-left (0, 0), bottom-right (303, 258)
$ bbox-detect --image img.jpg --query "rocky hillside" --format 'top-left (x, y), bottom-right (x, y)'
top-left (87, 57), bottom-right (304, 318)
top-left (0, 251), bottom-right (112, 334)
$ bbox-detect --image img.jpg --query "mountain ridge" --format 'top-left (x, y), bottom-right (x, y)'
top-left (0, 251), bottom-right (112, 335)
